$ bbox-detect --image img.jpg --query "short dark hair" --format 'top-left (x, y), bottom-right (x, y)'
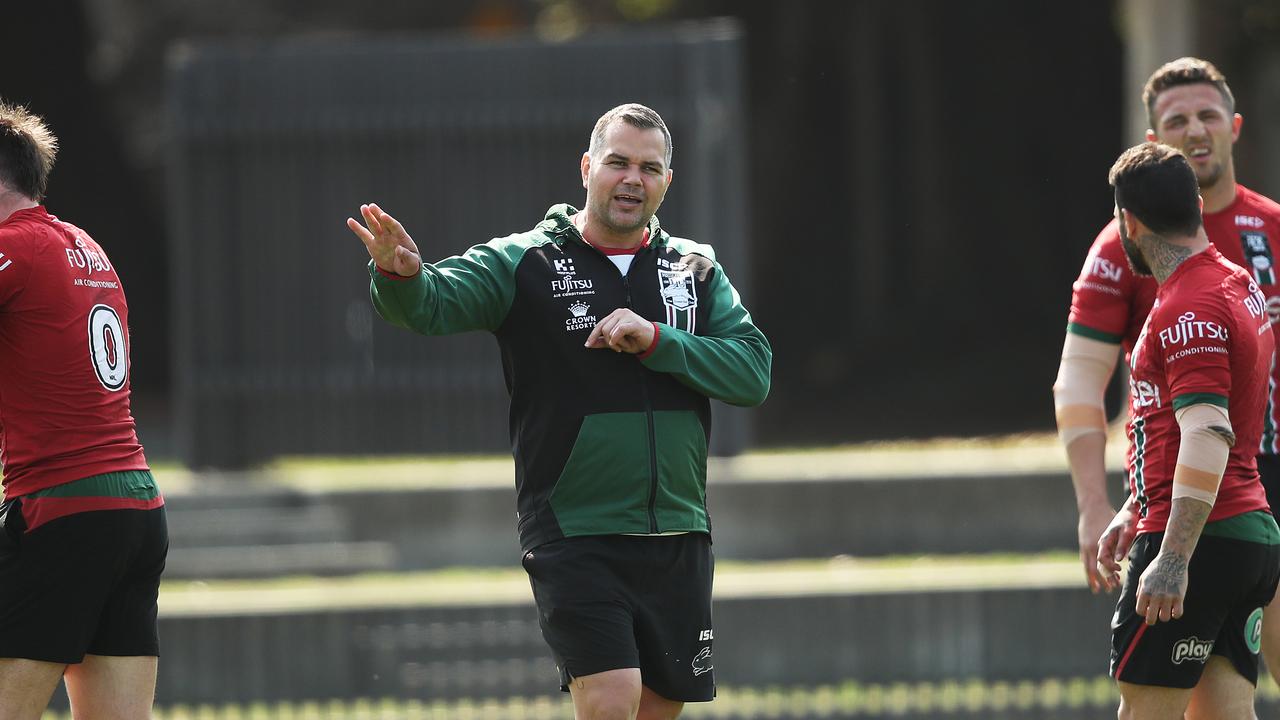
top-left (1109, 142), bottom-right (1202, 237)
top-left (588, 103), bottom-right (672, 166)
top-left (0, 101), bottom-right (57, 202)
top-left (1143, 57), bottom-right (1235, 129)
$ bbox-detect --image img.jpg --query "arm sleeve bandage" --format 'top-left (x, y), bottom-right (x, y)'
top-left (1052, 333), bottom-right (1120, 448)
top-left (1171, 403), bottom-right (1233, 507)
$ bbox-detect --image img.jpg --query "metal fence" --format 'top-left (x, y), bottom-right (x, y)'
top-left (166, 21), bottom-right (751, 468)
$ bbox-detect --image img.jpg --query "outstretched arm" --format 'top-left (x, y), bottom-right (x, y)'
top-left (346, 203), bottom-right (521, 335)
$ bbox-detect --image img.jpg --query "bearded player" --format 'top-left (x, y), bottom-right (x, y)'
top-left (1097, 142), bottom-right (1277, 719)
top-left (1052, 57), bottom-right (1280, 680)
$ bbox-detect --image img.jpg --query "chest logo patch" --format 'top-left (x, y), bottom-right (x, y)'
top-left (1241, 232), bottom-right (1275, 286)
top-left (565, 301), bottom-right (597, 332)
top-left (659, 269), bottom-right (696, 311)
top-left (658, 268), bottom-right (699, 334)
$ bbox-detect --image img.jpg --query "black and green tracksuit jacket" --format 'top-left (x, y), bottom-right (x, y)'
top-left (368, 204), bottom-right (772, 552)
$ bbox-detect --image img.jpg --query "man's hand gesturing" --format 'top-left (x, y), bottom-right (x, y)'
top-left (585, 309), bottom-right (656, 354)
top-left (347, 203), bottom-right (423, 277)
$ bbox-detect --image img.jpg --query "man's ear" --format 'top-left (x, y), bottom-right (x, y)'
top-left (581, 152), bottom-right (591, 189)
top-left (1121, 208), bottom-right (1142, 240)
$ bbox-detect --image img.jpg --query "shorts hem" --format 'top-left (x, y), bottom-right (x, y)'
top-left (0, 648), bottom-right (85, 665)
top-left (1112, 672), bottom-right (1198, 690)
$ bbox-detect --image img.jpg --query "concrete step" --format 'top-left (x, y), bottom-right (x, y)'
top-left (165, 504), bottom-right (348, 548)
top-left (165, 541), bottom-right (398, 579)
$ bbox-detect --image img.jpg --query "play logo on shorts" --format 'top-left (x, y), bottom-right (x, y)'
top-left (1171, 637), bottom-right (1214, 665)
top-left (1247, 607), bottom-right (1264, 655)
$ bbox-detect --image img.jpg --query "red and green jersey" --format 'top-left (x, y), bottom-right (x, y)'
top-left (0, 207), bottom-right (149, 499)
top-left (1068, 184), bottom-right (1280, 454)
top-left (1126, 246), bottom-right (1274, 534)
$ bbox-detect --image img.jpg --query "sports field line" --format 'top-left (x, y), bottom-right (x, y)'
top-left (157, 553), bottom-right (1083, 617)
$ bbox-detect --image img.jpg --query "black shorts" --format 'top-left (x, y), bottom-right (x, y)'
top-left (1111, 531), bottom-right (1280, 688)
top-left (0, 499), bottom-right (168, 664)
top-left (522, 533), bottom-right (715, 702)
top-left (1260, 454), bottom-right (1280, 516)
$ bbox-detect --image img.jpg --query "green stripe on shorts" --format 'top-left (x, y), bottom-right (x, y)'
top-left (1201, 510), bottom-right (1280, 545)
top-left (25, 469), bottom-right (159, 501)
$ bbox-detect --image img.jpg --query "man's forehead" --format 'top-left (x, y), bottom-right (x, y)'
top-left (1154, 83), bottom-right (1229, 118)
top-left (599, 124), bottom-right (667, 158)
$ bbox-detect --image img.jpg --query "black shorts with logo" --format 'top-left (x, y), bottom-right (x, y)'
top-left (1111, 530), bottom-right (1280, 688)
top-left (0, 498), bottom-right (168, 664)
top-left (522, 532), bottom-right (715, 702)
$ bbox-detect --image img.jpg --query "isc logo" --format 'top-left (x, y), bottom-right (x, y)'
top-left (698, 629), bottom-right (714, 642)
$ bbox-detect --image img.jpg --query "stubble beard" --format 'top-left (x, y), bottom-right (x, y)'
top-left (590, 195), bottom-right (651, 235)
top-left (1119, 219), bottom-right (1153, 277)
top-left (1195, 162), bottom-right (1223, 190)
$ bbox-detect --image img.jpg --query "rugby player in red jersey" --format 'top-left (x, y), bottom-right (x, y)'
top-left (1053, 57), bottom-right (1280, 680)
top-left (1094, 142), bottom-right (1278, 719)
top-left (0, 102), bottom-right (166, 719)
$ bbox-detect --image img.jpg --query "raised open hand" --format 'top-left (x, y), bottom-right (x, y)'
top-left (347, 203), bottom-right (422, 277)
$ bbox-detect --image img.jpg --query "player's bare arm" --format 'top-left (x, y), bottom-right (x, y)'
top-left (585, 308), bottom-right (655, 354)
top-left (347, 203), bottom-right (422, 277)
top-left (1054, 333), bottom-right (1122, 593)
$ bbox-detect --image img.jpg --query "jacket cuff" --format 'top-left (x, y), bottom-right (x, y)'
top-left (637, 322), bottom-right (661, 360)
top-left (375, 263), bottom-right (417, 281)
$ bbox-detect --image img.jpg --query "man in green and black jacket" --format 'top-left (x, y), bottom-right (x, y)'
top-left (347, 104), bottom-right (770, 720)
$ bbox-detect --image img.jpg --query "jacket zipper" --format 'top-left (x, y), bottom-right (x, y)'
top-left (575, 225), bottom-right (662, 534)
top-left (622, 271), bottom-right (660, 534)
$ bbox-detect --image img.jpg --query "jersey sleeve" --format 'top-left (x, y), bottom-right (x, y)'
top-left (0, 226), bottom-right (33, 308)
top-left (368, 235), bottom-right (528, 335)
top-left (1067, 223), bottom-right (1134, 343)
top-left (1153, 294), bottom-right (1233, 410)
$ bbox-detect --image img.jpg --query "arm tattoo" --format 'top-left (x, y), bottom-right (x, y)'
top-left (1158, 496), bottom-right (1212, 565)
top-left (1141, 233), bottom-right (1195, 283)
top-left (1147, 497), bottom-right (1211, 596)
top-left (1145, 551), bottom-right (1188, 596)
